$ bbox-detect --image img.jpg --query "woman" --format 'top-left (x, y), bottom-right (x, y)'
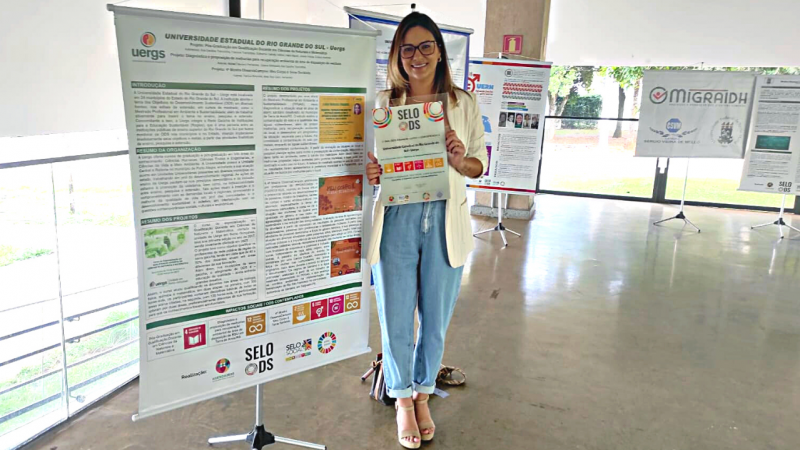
top-left (365, 12), bottom-right (487, 449)
top-left (507, 112), bottom-right (516, 127)
top-left (354, 102), bottom-right (363, 115)
top-left (515, 113), bottom-right (523, 128)
top-left (498, 111), bottom-right (506, 127)
top-left (523, 113), bottom-right (530, 128)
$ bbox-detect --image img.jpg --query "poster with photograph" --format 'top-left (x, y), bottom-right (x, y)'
top-left (109, 6), bottom-right (377, 420)
top-left (466, 58), bottom-right (551, 194)
top-left (636, 70), bottom-right (756, 158)
top-left (739, 75), bottom-right (800, 194)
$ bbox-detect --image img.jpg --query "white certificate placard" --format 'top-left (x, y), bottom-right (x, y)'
top-left (374, 102), bottom-right (449, 205)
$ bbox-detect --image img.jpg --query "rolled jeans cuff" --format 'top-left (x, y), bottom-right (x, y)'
top-left (414, 383), bottom-right (436, 395)
top-left (388, 386), bottom-right (413, 399)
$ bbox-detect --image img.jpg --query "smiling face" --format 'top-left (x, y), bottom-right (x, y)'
top-left (400, 26), bottom-right (441, 86)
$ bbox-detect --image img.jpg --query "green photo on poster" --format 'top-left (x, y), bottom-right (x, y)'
top-left (144, 226), bottom-right (188, 258)
top-left (755, 135), bottom-right (792, 151)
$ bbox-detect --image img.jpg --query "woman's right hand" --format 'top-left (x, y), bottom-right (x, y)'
top-left (366, 151), bottom-right (382, 186)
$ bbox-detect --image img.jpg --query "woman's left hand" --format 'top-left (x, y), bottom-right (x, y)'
top-left (445, 130), bottom-right (466, 173)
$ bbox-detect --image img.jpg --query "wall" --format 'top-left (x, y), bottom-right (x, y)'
top-left (547, 0), bottom-right (800, 66)
top-left (0, 1), bottom-right (226, 139)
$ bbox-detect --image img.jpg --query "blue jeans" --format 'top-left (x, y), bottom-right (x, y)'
top-left (372, 200), bottom-right (464, 398)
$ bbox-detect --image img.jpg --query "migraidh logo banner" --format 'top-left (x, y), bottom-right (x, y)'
top-left (648, 86), bottom-right (749, 106)
top-left (635, 70), bottom-right (756, 159)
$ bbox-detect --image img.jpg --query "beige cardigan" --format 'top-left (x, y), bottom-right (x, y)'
top-left (366, 89), bottom-right (488, 268)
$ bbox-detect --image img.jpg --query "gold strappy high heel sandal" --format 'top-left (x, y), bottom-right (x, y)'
top-left (395, 403), bottom-right (421, 449)
top-left (414, 395), bottom-right (435, 441)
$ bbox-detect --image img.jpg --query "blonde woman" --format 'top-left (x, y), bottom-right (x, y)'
top-left (365, 12), bottom-right (487, 449)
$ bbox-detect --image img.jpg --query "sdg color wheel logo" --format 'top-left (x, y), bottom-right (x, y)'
top-left (141, 32), bottom-right (156, 47)
top-left (216, 358), bottom-right (231, 374)
top-left (424, 102), bottom-right (444, 122)
top-left (373, 108), bottom-right (392, 128)
top-left (318, 332), bottom-right (337, 354)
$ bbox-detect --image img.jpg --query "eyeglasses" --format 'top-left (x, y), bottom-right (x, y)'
top-left (399, 41), bottom-right (437, 59)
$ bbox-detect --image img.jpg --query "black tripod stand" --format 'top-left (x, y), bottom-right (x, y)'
top-left (653, 160), bottom-right (700, 233)
top-left (473, 192), bottom-right (521, 247)
top-left (208, 385), bottom-right (326, 450)
top-left (751, 194), bottom-right (799, 239)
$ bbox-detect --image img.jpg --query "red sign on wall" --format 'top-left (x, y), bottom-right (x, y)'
top-left (503, 35), bottom-right (523, 55)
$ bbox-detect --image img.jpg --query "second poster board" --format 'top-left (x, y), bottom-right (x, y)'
top-left (345, 7), bottom-right (472, 92)
top-left (466, 58), bottom-right (551, 194)
top-left (739, 75), bottom-right (800, 195)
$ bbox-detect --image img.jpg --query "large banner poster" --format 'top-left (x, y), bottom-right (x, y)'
top-left (345, 7), bottom-right (471, 92)
top-left (636, 71), bottom-right (755, 158)
top-left (109, 6), bottom-right (377, 419)
top-left (739, 75), bottom-right (800, 194)
top-left (465, 58), bottom-right (551, 194)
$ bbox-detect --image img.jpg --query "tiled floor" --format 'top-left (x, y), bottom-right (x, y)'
top-left (23, 195), bottom-right (800, 450)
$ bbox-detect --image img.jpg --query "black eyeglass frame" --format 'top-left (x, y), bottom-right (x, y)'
top-left (399, 40), bottom-right (438, 59)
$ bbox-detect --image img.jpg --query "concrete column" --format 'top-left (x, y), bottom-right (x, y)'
top-left (472, 0), bottom-right (551, 219)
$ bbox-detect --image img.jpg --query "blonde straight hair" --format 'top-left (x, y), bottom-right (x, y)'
top-left (386, 12), bottom-right (462, 105)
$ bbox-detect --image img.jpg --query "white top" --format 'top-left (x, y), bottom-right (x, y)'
top-left (367, 89), bottom-right (488, 268)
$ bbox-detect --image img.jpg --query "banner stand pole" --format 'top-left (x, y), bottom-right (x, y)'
top-left (208, 384), bottom-right (327, 450)
top-left (653, 159), bottom-right (701, 233)
top-left (750, 194), bottom-right (800, 240)
top-left (473, 192), bottom-right (521, 247)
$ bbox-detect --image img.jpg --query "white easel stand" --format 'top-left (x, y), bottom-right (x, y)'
top-left (473, 192), bottom-right (521, 247)
top-left (751, 194), bottom-right (800, 239)
top-left (208, 385), bottom-right (326, 450)
top-left (653, 159), bottom-right (701, 233)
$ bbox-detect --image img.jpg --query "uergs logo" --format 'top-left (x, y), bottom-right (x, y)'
top-left (132, 31), bottom-right (166, 61)
top-left (141, 32), bottom-right (156, 47)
